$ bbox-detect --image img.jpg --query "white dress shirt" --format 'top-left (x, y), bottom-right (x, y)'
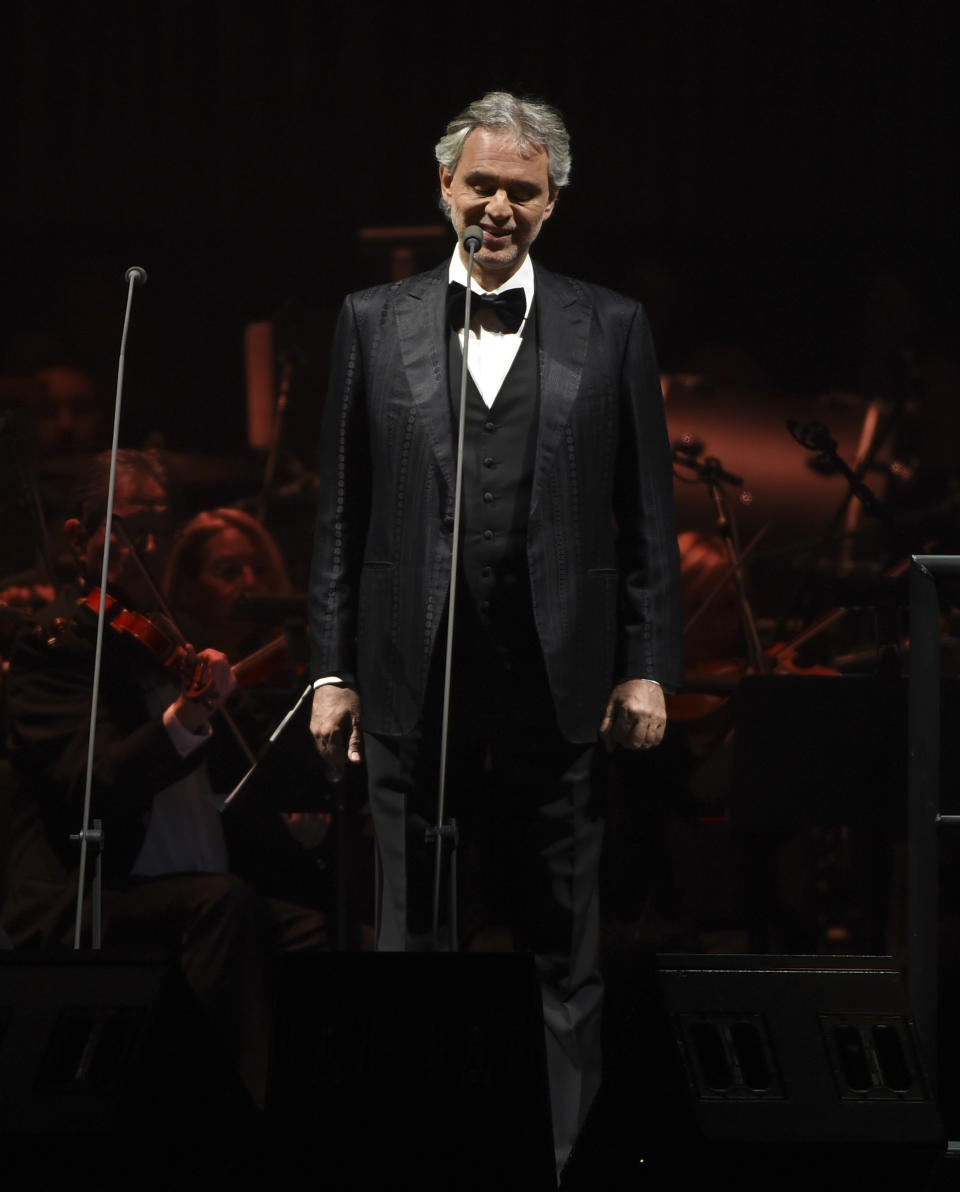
top-left (131, 671), bottom-right (229, 876)
top-left (448, 249), bottom-right (534, 408)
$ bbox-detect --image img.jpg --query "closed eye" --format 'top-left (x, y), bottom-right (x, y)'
top-left (464, 173), bottom-right (541, 204)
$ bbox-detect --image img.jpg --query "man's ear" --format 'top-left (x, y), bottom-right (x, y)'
top-left (438, 163), bottom-right (454, 209)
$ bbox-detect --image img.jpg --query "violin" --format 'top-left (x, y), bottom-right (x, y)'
top-left (81, 588), bottom-right (215, 705)
top-left (82, 586), bottom-right (302, 690)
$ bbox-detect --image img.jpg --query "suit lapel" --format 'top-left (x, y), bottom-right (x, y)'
top-left (395, 263), bottom-right (456, 490)
top-left (393, 260), bottom-right (592, 507)
top-left (531, 264), bottom-right (593, 514)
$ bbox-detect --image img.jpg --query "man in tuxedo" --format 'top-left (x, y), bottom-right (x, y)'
top-left (309, 92), bottom-right (683, 1169)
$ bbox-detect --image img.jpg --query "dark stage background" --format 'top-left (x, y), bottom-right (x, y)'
top-left (4, 0), bottom-right (960, 932)
top-left (4, 2), bottom-right (958, 462)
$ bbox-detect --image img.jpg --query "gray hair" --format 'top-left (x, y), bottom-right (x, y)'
top-left (434, 91), bottom-right (572, 208)
top-left (76, 448), bottom-right (168, 533)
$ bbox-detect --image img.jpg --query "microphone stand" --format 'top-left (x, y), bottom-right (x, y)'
top-left (72, 266), bottom-right (148, 951)
top-left (219, 682), bottom-right (356, 947)
top-left (428, 226), bottom-right (484, 951)
top-left (786, 419), bottom-right (892, 534)
top-left (220, 681), bottom-right (310, 810)
top-left (674, 447), bottom-right (768, 674)
top-left (223, 682), bottom-right (313, 811)
top-left (784, 419), bottom-right (900, 671)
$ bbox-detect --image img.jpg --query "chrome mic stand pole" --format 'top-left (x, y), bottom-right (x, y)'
top-left (704, 461), bottom-right (768, 674)
top-left (72, 265), bottom-right (148, 950)
top-left (429, 225), bottom-right (484, 951)
top-left (674, 446), bottom-right (767, 674)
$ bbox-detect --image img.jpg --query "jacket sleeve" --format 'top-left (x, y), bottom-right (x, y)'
top-left (612, 303), bottom-right (684, 692)
top-left (308, 294), bottom-right (372, 687)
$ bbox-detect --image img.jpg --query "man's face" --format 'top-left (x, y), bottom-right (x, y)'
top-left (33, 367), bottom-right (101, 456)
top-left (439, 127), bottom-right (557, 289)
top-left (70, 469), bottom-right (171, 606)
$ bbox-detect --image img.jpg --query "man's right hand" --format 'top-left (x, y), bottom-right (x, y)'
top-left (310, 684), bottom-right (362, 768)
top-left (171, 647), bottom-right (237, 735)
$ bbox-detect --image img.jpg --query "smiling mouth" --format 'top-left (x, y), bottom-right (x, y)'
top-left (482, 227), bottom-right (514, 244)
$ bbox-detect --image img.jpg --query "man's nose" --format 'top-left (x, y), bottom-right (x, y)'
top-left (485, 188), bottom-right (511, 220)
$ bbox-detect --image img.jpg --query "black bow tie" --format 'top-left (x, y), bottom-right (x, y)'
top-left (447, 281), bottom-right (527, 334)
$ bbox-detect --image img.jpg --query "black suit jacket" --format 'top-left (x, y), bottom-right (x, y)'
top-left (309, 261), bottom-right (683, 742)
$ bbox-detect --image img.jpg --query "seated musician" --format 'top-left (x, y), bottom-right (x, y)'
top-left (0, 449), bottom-right (327, 1107)
top-left (163, 505), bottom-right (330, 860)
top-left (163, 506), bottom-right (293, 665)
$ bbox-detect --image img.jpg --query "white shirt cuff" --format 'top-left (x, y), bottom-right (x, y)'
top-left (162, 703), bottom-right (212, 757)
top-left (313, 676), bottom-right (345, 690)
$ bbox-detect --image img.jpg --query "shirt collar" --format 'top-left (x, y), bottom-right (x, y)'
top-left (448, 247), bottom-right (534, 327)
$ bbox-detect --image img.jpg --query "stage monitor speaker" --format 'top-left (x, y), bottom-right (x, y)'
top-left (0, 952), bottom-right (258, 1187)
top-left (268, 952), bottom-right (556, 1191)
top-left (562, 954), bottom-right (944, 1190)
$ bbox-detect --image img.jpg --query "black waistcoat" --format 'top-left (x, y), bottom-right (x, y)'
top-left (447, 314), bottom-right (540, 652)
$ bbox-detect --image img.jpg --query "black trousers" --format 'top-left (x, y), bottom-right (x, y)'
top-left (364, 610), bottom-right (605, 1169)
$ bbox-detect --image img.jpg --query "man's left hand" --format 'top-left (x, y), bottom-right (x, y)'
top-left (599, 679), bottom-right (667, 752)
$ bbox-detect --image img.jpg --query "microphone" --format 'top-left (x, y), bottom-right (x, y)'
top-left (703, 457), bottom-right (743, 487)
top-left (673, 445), bottom-right (742, 487)
top-left (124, 265), bottom-right (148, 287)
top-left (462, 225), bottom-right (483, 254)
top-left (672, 433), bottom-right (704, 459)
top-left (786, 419), bottom-right (835, 453)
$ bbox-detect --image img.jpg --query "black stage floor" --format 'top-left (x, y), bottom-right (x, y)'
top-left (2, 946), bottom-right (958, 1190)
